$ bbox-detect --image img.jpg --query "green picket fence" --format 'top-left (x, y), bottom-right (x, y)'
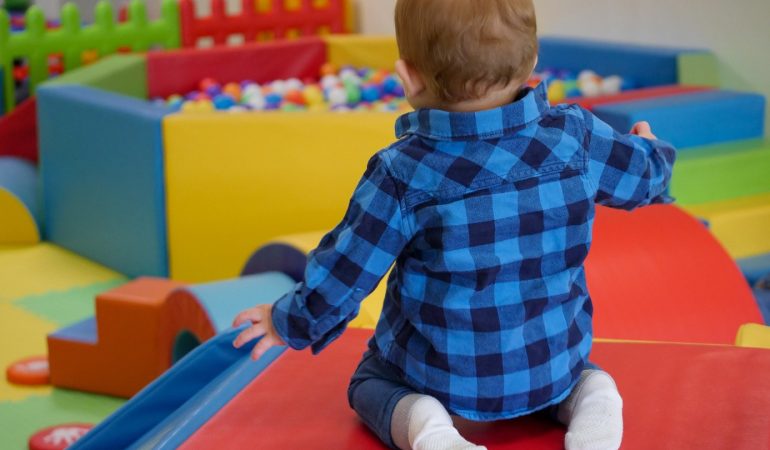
top-left (0, 0), bottom-right (180, 112)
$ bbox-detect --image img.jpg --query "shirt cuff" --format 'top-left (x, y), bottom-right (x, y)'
top-left (271, 291), bottom-right (313, 351)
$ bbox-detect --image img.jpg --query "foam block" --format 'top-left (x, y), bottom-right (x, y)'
top-left (592, 90), bottom-right (766, 148)
top-left (737, 253), bottom-right (770, 285)
top-left (38, 85), bottom-right (169, 277)
top-left (324, 35), bottom-right (399, 71)
top-left (735, 323), bottom-right (770, 349)
top-left (538, 37), bottom-right (713, 88)
top-left (684, 193), bottom-right (770, 259)
top-left (48, 278), bottom-right (185, 398)
top-left (0, 156), bottom-right (39, 244)
top-left (671, 140), bottom-right (770, 205)
top-left (572, 85), bottom-right (712, 111)
top-left (146, 38), bottom-right (327, 99)
top-left (163, 111), bottom-right (398, 282)
top-left (178, 329), bottom-right (770, 450)
top-left (0, 99), bottom-right (38, 163)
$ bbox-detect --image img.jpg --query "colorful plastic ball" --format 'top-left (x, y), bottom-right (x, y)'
top-left (345, 84), bottom-right (362, 105)
top-left (600, 75), bottom-right (623, 95)
top-left (321, 74), bottom-right (340, 91)
top-left (244, 94), bottom-right (266, 110)
top-left (328, 87), bottom-right (348, 106)
top-left (361, 84), bottom-right (382, 103)
top-left (547, 79), bottom-right (566, 103)
top-left (199, 77), bottom-right (219, 91)
top-left (382, 76), bottom-right (401, 95)
top-left (302, 85), bottom-right (324, 106)
top-left (213, 94), bottom-right (237, 110)
top-left (265, 92), bottom-right (284, 106)
top-left (319, 62), bottom-right (338, 77)
top-left (223, 83), bottom-right (242, 101)
top-left (284, 89), bottom-right (306, 106)
top-left (270, 80), bottom-right (288, 95)
top-left (285, 78), bottom-right (304, 92)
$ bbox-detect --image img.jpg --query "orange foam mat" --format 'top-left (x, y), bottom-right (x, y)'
top-left (180, 329), bottom-right (770, 450)
top-left (586, 205), bottom-right (761, 344)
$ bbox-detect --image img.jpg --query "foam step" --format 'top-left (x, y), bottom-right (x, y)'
top-left (49, 317), bottom-right (98, 344)
top-left (684, 193), bottom-right (770, 259)
top-left (574, 85), bottom-right (712, 110)
top-left (592, 90), bottom-right (765, 148)
top-left (671, 140), bottom-right (770, 205)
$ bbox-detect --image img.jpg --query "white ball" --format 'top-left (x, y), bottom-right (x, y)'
top-left (321, 75), bottom-right (340, 90)
top-left (328, 87), bottom-right (348, 106)
top-left (578, 70), bottom-right (598, 83)
top-left (270, 80), bottom-right (288, 95)
top-left (285, 78), bottom-right (304, 91)
top-left (580, 79), bottom-right (602, 97)
top-left (340, 69), bottom-right (360, 84)
top-left (242, 83), bottom-right (262, 97)
top-left (228, 106), bottom-right (248, 113)
top-left (601, 75), bottom-right (623, 95)
top-left (245, 94), bottom-right (266, 110)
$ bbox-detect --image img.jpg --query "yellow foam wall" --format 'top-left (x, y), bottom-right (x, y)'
top-left (269, 231), bottom-right (385, 329)
top-left (164, 111), bottom-right (399, 282)
top-left (0, 189), bottom-right (39, 245)
top-left (684, 193), bottom-right (770, 259)
top-left (324, 35), bottom-right (399, 71)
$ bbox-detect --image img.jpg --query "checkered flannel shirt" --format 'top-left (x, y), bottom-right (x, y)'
top-left (272, 83), bottom-right (676, 420)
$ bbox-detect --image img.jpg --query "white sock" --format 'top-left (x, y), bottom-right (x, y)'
top-left (557, 370), bottom-right (624, 450)
top-left (390, 394), bottom-right (487, 450)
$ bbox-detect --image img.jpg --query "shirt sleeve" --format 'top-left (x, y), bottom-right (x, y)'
top-left (271, 153), bottom-right (410, 354)
top-left (579, 107), bottom-right (677, 210)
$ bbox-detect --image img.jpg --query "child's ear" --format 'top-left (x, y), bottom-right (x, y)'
top-left (395, 59), bottom-right (426, 98)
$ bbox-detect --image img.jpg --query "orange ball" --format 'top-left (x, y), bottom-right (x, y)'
top-left (223, 83), bottom-right (242, 102)
top-left (320, 62), bottom-right (338, 77)
top-left (284, 89), bottom-right (307, 106)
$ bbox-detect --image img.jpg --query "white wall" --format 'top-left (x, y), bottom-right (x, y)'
top-left (356, 0), bottom-right (770, 134)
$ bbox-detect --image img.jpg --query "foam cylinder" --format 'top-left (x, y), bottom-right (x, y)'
top-left (0, 156), bottom-right (39, 244)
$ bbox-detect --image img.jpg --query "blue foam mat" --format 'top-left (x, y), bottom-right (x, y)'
top-left (593, 90), bottom-right (766, 148)
top-left (37, 85), bottom-right (169, 277)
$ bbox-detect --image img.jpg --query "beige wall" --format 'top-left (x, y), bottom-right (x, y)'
top-left (356, 0), bottom-right (769, 134)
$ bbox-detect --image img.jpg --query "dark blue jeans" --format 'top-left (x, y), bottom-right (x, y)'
top-left (348, 349), bottom-right (599, 449)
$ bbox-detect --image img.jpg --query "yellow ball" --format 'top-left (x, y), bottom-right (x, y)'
top-left (547, 80), bottom-right (566, 103)
top-left (303, 86), bottom-right (325, 106)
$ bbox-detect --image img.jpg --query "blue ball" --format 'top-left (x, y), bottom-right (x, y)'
top-left (566, 88), bottom-right (582, 98)
top-left (361, 85), bottom-right (382, 103)
top-left (391, 84), bottom-right (405, 97)
top-left (205, 85), bottom-right (222, 97)
top-left (382, 76), bottom-right (400, 95)
top-left (265, 92), bottom-right (283, 106)
top-left (213, 94), bottom-right (236, 110)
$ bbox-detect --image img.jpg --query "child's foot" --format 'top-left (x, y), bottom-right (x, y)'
top-left (391, 394), bottom-right (486, 450)
top-left (557, 370), bottom-right (623, 450)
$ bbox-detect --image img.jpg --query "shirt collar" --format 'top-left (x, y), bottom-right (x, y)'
top-left (395, 83), bottom-right (550, 141)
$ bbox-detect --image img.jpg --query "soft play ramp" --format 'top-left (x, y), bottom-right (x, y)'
top-left (74, 328), bottom-right (770, 450)
top-left (0, 156), bottom-right (39, 244)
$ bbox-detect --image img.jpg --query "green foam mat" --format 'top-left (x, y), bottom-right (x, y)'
top-left (13, 279), bottom-right (126, 327)
top-left (671, 140), bottom-right (770, 205)
top-left (0, 389), bottom-right (124, 450)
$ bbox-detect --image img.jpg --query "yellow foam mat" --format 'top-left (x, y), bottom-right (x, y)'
top-left (164, 111), bottom-right (399, 282)
top-left (684, 193), bottom-right (770, 259)
top-left (0, 188), bottom-right (39, 245)
top-left (269, 231), bottom-right (384, 329)
top-left (0, 243), bottom-right (124, 301)
top-left (735, 323), bottom-right (770, 349)
top-left (0, 303), bottom-right (55, 402)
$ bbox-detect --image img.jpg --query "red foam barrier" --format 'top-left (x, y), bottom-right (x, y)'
top-left (146, 38), bottom-right (328, 98)
top-left (586, 205), bottom-right (761, 344)
top-left (0, 98), bottom-right (38, 163)
top-left (180, 328), bottom-right (770, 450)
top-left (180, 0), bottom-right (347, 48)
top-left (573, 85), bottom-right (713, 111)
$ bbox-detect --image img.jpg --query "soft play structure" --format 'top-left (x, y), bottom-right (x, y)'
top-left (37, 35), bottom-right (770, 284)
top-left (66, 205), bottom-right (768, 449)
top-left (47, 204), bottom-right (764, 393)
top-left (0, 0), bottom-right (352, 162)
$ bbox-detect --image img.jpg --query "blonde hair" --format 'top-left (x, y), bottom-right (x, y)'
top-left (395, 0), bottom-right (538, 103)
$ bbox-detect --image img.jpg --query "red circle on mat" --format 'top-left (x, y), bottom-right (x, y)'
top-left (6, 356), bottom-right (50, 385)
top-left (28, 423), bottom-right (93, 450)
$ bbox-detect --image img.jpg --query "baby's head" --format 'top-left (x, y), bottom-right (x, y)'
top-left (394, 0), bottom-right (538, 111)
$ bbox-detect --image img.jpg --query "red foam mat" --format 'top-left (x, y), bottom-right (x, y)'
top-left (586, 205), bottom-right (761, 344)
top-left (146, 38), bottom-right (328, 98)
top-left (573, 85), bottom-right (713, 111)
top-left (181, 329), bottom-right (770, 450)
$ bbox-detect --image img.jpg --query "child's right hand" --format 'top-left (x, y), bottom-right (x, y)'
top-left (630, 121), bottom-right (658, 140)
top-left (232, 304), bottom-right (286, 361)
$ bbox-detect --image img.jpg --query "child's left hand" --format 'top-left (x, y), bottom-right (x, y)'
top-left (232, 304), bottom-right (286, 360)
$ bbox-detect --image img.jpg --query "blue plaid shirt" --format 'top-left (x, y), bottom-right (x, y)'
top-left (272, 83), bottom-right (676, 420)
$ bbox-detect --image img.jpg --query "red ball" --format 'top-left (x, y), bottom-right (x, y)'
top-left (284, 89), bottom-right (306, 106)
top-left (199, 77), bottom-right (219, 91)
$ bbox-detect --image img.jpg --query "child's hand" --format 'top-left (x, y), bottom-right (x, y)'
top-left (630, 121), bottom-right (658, 140)
top-left (232, 304), bottom-right (286, 360)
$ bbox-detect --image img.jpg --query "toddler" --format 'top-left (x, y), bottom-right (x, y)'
top-left (234, 1), bottom-right (676, 449)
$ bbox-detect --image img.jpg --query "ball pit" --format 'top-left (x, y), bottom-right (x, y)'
top-left (530, 69), bottom-right (632, 104)
top-left (156, 64), bottom-right (410, 114)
